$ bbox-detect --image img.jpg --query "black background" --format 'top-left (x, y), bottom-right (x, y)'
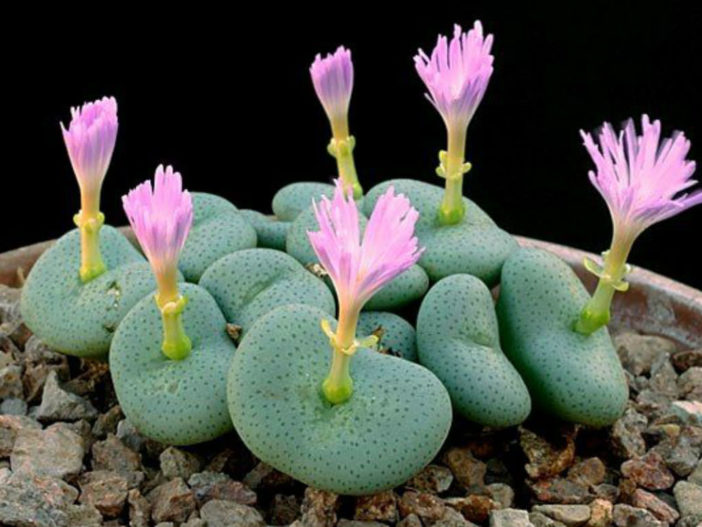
top-left (5, 4), bottom-right (702, 288)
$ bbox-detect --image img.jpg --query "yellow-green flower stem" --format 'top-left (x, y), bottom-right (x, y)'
top-left (321, 303), bottom-right (378, 405)
top-left (73, 208), bottom-right (107, 283)
top-left (574, 229), bottom-right (635, 335)
top-left (328, 117), bottom-right (362, 198)
top-left (437, 125), bottom-right (472, 225)
top-left (157, 294), bottom-right (192, 361)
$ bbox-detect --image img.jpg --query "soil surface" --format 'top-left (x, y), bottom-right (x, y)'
top-left (2, 283), bottom-right (702, 527)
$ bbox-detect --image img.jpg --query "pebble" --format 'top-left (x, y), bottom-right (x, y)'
top-left (673, 480), bottom-right (702, 518)
top-left (489, 508), bottom-right (533, 527)
top-left (0, 397), bottom-right (27, 415)
top-left (91, 433), bottom-right (144, 488)
top-left (586, 499), bottom-right (612, 527)
top-left (339, 520), bottom-right (388, 527)
top-left (531, 505), bottom-right (590, 526)
top-left (127, 488), bottom-right (151, 527)
top-left (36, 370), bottom-right (98, 422)
top-left (200, 499), bottom-right (266, 527)
top-left (614, 333), bottom-right (676, 376)
top-left (648, 355), bottom-right (679, 398)
top-left (445, 495), bottom-right (498, 523)
top-left (443, 447), bottom-right (487, 490)
top-left (354, 490), bottom-right (398, 522)
top-left (300, 487), bottom-right (339, 527)
top-left (486, 482), bottom-right (515, 509)
top-left (654, 426), bottom-right (702, 477)
top-left (620, 451), bottom-right (675, 490)
top-left (188, 470), bottom-right (257, 505)
top-left (678, 366), bottom-right (702, 400)
top-left (611, 408), bottom-right (648, 458)
top-left (612, 504), bottom-right (665, 527)
top-left (78, 469), bottom-right (129, 517)
top-left (406, 464), bottom-right (454, 493)
top-left (398, 491), bottom-right (446, 523)
top-left (92, 405), bottom-right (123, 438)
top-left (670, 400), bottom-right (702, 425)
top-left (147, 477), bottom-right (197, 524)
top-left (0, 471), bottom-right (80, 527)
top-left (566, 458), bottom-right (606, 487)
top-left (0, 364), bottom-right (23, 399)
top-left (11, 422), bottom-right (84, 479)
top-left (527, 477), bottom-right (591, 504)
top-left (590, 483), bottom-right (619, 502)
top-left (0, 414), bottom-right (41, 457)
top-left (529, 511), bottom-right (565, 527)
top-left (635, 390), bottom-right (673, 419)
top-left (396, 513), bottom-right (423, 527)
top-left (434, 506), bottom-right (477, 527)
top-left (689, 459), bottom-right (702, 484)
top-left (159, 446), bottom-right (201, 479)
top-left (630, 488), bottom-right (679, 523)
top-left (519, 426), bottom-right (576, 479)
top-left (243, 460), bottom-right (294, 490)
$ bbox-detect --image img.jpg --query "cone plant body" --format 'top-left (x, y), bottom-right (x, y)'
top-left (308, 179), bottom-right (423, 404)
top-left (575, 115), bottom-right (700, 334)
top-left (61, 96), bottom-right (119, 282)
top-left (310, 46), bottom-right (363, 198)
top-left (415, 22), bottom-right (494, 224)
top-left (123, 165), bottom-right (194, 360)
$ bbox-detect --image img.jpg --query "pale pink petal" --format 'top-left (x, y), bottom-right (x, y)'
top-left (310, 46), bottom-right (354, 124)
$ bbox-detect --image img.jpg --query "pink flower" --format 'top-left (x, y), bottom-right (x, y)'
top-left (414, 22), bottom-right (494, 131)
top-left (308, 179), bottom-right (423, 311)
top-left (582, 115), bottom-right (700, 239)
top-left (122, 165), bottom-right (193, 281)
top-left (61, 96), bottom-right (118, 193)
top-left (310, 46), bottom-right (354, 126)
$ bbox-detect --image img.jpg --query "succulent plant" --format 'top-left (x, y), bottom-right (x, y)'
top-left (272, 182), bottom-right (335, 222)
top-left (228, 180), bottom-right (451, 494)
top-left (20, 97), bottom-right (157, 358)
top-left (111, 166), bottom-right (235, 444)
top-left (178, 193), bottom-right (256, 282)
top-left (363, 179), bottom-right (517, 286)
top-left (238, 209), bottom-right (290, 250)
top-left (199, 248), bottom-right (335, 336)
top-left (497, 248), bottom-right (629, 426)
top-left (357, 311), bottom-right (417, 361)
top-left (417, 274), bottom-right (531, 427)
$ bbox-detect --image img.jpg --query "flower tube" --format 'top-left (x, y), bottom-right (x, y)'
top-left (61, 96), bottom-right (119, 281)
top-left (123, 165), bottom-right (194, 359)
top-left (310, 46), bottom-right (363, 198)
top-left (575, 115), bottom-right (700, 334)
top-left (308, 179), bottom-right (423, 403)
top-left (415, 22), bottom-right (494, 224)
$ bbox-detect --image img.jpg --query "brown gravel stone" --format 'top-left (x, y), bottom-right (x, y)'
top-left (567, 457), bottom-right (606, 487)
top-left (679, 367), bottom-right (702, 401)
top-left (300, 487), bottom-right (339, 527)
top-left (396, 513), bottom-right (423, 527)
top-left (36, 370), bottom-right (98, 422)
top-left (244, 460), bottom-right (294, 490)
top-left (585, 499), bottom-right (612, 527)
top-left (78, 470), bottom-right (128, 517)
top-left (406, 464), bottom-right (454, 493)
top-left (187, 470), bottom-right (257, 505)
top-left (434, 506), bottom-right (476, 527)
top-left (486, 483), bottom-right (515, 509)
top-left (11, 422), bottom-right (84, 479)
top-left (398, 491), bottom-right (446, 522)
top-left (527, 477), bottom-right (591, 504)
top-left (127, 488), bottom-right (151, 527)
top-left (0, 414), bottom-right (41, 457)
top-left (631, 488), bottom-right (679, 523)
top-left (614, 333), bottom-right (676, 376)
top-left (648, 356), bottom-right (679, 398)
top-left (611, 408), bottom-right (648, 458)
top-left (612, 504), bottom-right (665, 527)
top-left (445, 495), bottom-right (498, 523)
top-left (0, 364), bottom-right (23, 398)
top-left (443, 447), bottom-right (487, 490)
top-left (520, 426), bottom-right (576, 479)
top-left (355, 490), bottom-right (398, 522)
top-left (620, 451), bottom-right (675, 490)
top-left (92, 405), bottom-right (123, 439)
top-left (591, 483), bottom-right (619, 502)
top-left (147, 477), bottom-right (196, 524)
top-left (91, 433), bottom-right (144, 488)
top-left (532, 504), bottom-right (590, 526)
top-left (159, 446), bottom-right (201, 479)
top-left (200, 499), bottom-right (266, 527)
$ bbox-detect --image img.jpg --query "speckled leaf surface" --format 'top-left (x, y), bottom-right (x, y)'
top-left (110, 283), bottom-right (234, 445)
top-left (272, 181), bottom-right (335, 221)
top-left (497, 248), bottom-right (628, 426)
top-left (358, 311), bottom-right (417, 362)
top-left (239, 209), bottom-right (290, 250)
top-left (228, 304), bottom-right (452, 495)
